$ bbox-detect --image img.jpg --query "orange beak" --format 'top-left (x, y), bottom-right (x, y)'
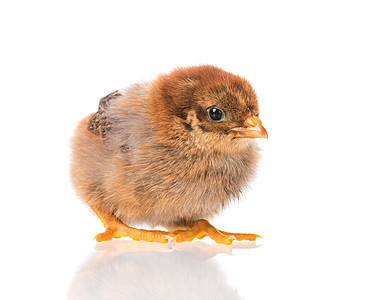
top-left (230, 116), bottom-right (268, 139)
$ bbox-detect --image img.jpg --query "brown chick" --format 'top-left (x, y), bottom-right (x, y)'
top-left (71, 65), bottom-right (267, 245)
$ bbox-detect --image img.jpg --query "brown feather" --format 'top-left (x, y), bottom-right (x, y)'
top-left (71, 65), bottom-right (261, 228)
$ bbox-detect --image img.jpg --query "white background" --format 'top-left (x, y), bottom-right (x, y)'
top-left (1, 1), bottom-right (380, 299)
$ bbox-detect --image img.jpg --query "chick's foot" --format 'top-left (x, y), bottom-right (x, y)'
top-left (172, 219), bottom-right (261, 245)
top-left (95, 223), bottom-right (171, 243)
top-left (91, 205), bottom-right (171, 243)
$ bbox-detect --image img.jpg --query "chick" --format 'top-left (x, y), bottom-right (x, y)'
top-left (71, 65), bottom-right (267, 245)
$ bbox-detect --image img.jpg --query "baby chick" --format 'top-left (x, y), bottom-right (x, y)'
top-left (71, 65), bottom-right (267, 245)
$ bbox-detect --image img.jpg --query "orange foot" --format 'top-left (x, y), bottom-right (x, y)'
top-left (95, 220), bottom-right (171, 243)
top-left (90, 206), bottom-right (171, 243)
top-left (94, 217), bottom-right (172, 243)
top-left (172, 219), bottom-right (261, 245)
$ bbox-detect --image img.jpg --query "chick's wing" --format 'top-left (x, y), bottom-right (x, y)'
top-left (88, 90), bottom-right (123, 138)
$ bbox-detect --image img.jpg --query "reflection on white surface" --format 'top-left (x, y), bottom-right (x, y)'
top-left (68, 240), bottom-right (258, 299)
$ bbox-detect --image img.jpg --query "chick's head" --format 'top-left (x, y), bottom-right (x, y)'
top-left (151, 65), bottom-right (267, 150)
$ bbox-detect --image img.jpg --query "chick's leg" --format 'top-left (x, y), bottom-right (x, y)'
top-left (90, 206), bottom-right (171, 243)
top-left (173, 219), bottom-right (261, 245)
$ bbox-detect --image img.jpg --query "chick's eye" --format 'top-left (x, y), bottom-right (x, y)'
top-left (207, 106), bottom-right (225, 122)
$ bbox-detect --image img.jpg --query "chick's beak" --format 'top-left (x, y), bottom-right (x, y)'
top-left (231, 116), bottom-right (268, 138)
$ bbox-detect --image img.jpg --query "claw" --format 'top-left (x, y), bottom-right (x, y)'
top-left (95, 229), bottom-right (115, 242)
top-left (167, 237), bottom-right (176, 250)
